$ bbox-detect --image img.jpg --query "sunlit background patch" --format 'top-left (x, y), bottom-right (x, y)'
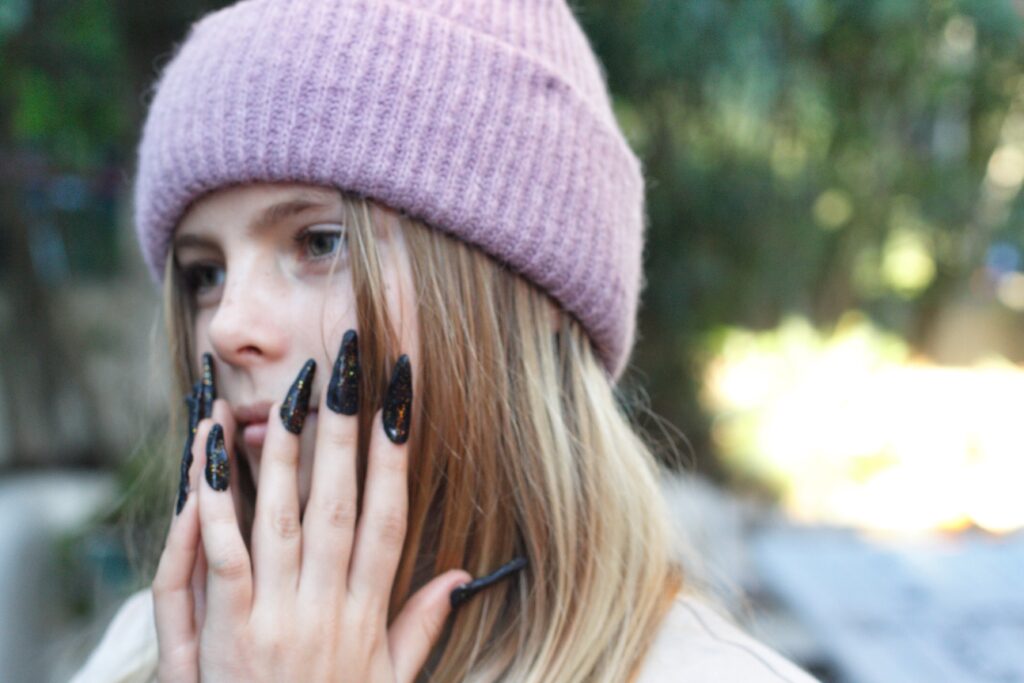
top-left (702, 312), bottom-right (1024, 535)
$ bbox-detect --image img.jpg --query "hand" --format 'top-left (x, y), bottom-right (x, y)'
top-left (152, 342), bottom-right (471, 682)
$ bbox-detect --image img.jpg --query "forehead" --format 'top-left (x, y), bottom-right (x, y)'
top-left (175, 182), bottom-right (341, 237)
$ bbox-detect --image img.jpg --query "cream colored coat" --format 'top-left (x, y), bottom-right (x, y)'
top-left (69, 588), bottom-right (820, 682)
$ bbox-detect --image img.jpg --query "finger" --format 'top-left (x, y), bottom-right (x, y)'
top-left (251, 360), bottom-right (315, 606)
top-left (300, 331), bottom-right (359, 599)
top-left (191, 397), bottom-right (233, 633)
top-left (217, 454), bottom-right (247, 629)
top-left (388, 570), bottom-right (471, 683)
top-left (348, 403), bottom-right (410, 603)
top-left (196, 409), bottom-right (252, 632)
top-left (191, 543), bottom-right (208, 634)
top-left (152, 432), bottom-right (203, 681)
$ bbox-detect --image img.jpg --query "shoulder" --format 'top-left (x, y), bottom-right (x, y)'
top-left (66, 585), bottom-right (820, 683)
top-left (68, 587), bottom-right (158, 683)
top-left (635, 592), bottom-right (821, 683)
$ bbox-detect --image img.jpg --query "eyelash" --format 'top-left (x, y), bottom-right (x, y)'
top-left (181, 262), bottom-right (222, 295)
top-left (179, 224), bottom-right (348, 297)
top-left (295, 224), bottom-right (348, 263)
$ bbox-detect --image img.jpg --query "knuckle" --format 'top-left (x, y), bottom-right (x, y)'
top-left (152, 551), bottom-right (186, 596)
top-left (362, 623), bottom-right (387, 652)
top-left (370, 509), bottom-right (407, 546)
top-left (270, 507), bottom-right (302, 540)
top-left (344, 607), bottom-right (383, 647)
top-left (206, 509), bottom-right (237, 529)
top-left (209, 549), bottom-right (249, 581)
top-left (151, 566), bottom-right (178, 597)
top-left (252, 624), bottom-right (281, 654)
top-left (318, 498), bottom-right (358, 530)
top-left (250, 617), bottom-right (308, 663)
top-left (151, 574), bottom-right (173, 598)
top-left (326, 426), bottom-right (357, 452)
top-left (267, 445), bottom-right (299, 468)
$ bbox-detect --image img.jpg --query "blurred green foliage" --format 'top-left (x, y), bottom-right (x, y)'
top-left (3, 0), bottom-right (1024, 476)
top-left (578, 0), bottom-right (1024, 472)
top-left (4, 0), bottom-right (127, 167)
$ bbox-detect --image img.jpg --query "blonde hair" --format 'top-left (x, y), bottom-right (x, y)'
top-left (143, 189), bottom-right (683, 681)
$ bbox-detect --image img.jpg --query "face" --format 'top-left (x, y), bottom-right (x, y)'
top-left (172, 182), bottom-right (419, 512)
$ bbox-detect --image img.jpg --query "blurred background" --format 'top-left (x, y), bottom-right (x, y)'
top-left (2, 1), bottom-right (1022, 681)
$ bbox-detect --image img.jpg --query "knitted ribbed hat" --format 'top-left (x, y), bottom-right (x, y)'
top-left (134, 0), bottom-right (646, 380)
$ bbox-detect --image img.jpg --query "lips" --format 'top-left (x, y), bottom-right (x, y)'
top-left (232, 401), bottom-right (271, 452)
top-left (234, 401), bottom-right (273, 426)
top-left (233, 400), bottom-right (318, 452)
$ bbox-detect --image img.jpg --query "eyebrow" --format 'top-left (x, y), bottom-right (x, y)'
top-left (173, 193), bottom-right (337, 251)
top-left (251, 196), bottom-right (334, 232)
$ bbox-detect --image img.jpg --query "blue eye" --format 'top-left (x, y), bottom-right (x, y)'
top-left (182, 263), bottom-right (224, 294)
top-left (298, 225), bottom-right (348, 261)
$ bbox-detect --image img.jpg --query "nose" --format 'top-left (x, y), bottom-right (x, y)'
top-left (207, 265), bottom-right (288, 366)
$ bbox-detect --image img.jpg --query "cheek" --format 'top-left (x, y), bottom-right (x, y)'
top-left (193, 309), bottom-right (214, 351)
top-left (299, 278), bottom-right (357, 348)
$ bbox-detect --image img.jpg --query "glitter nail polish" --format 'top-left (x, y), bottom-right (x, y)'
top-left (382, 355), bottom-right (412, 444)
top-left (280, 359), bottom-right (316, 434)
top-left (327, 329), bottom-right (359, 415)
top-left (205, 423), bottom-right (230, 491)
top-left (175, 384), bottom-right (203, 514)
top-left (199, 352), bottom-right (216, 419)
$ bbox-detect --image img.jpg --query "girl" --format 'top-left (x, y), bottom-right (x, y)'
top-left (72, 1), bottom-right (820, 681)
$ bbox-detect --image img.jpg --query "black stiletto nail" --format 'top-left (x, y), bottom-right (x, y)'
top-left (175, 463), bottom-right (190, 514)
top-left (450, 556), bottom-right (528, 610)
top-left (327, 330), bottom-right (359, 415)
top-left (186, 381), bottom-right (202, 447)
top-left (382, 355), bottom-right (412, 444)
top-left (205, 423), bottom-right (229, 491)
top-left (199, 353), bottom-right (216, 419)
top-left (175, 384), bottom-right (203, 514)
top-left (280, 359), bottom-right (316, 434)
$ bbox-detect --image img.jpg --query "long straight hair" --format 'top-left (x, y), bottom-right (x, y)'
top-left (154, 189), bottom-right (683, 681)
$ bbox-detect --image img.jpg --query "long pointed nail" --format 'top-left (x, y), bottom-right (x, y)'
top-left (199, 353), bottom-right (216, 419)
top-left (175, 384), bottom-right (202, 514)
top-left (205, 424), bottom-right (229, 491)
top-left (280, 359), bottom-right (317, 434)
top-left (186, 381), bottom-right (203, 444)
top-left (382, 355), bottom-right (412, 444)
top-left (450, 556), bottom-right (528, 610)
top-left (327, 329), bottom-right (359, 415)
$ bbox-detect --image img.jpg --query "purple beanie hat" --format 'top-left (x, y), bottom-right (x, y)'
top-left (134, 0), bottom-right (646, 380)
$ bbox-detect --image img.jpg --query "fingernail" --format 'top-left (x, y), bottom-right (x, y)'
top-left (280, 359), bottom-right (316, 434)
top-left (175, 460), bottom-right (190, 514)
top-left (175, 385), bottom-right (202, 514)
top-left (205, 423), bottom-right (230, 491)
top-left (450, 556), bottom-right (528, 610)
top-left (382, 354), bottom-right (412, 444)
top-left (200, 353), bottom-right (216, 419)
top-left (186, 381), bottom-right (202, 443)
top-left (327, 329), bottom-right (359, 415)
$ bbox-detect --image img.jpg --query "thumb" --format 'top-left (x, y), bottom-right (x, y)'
top-left (388, 569), bottom-right (472, 683)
